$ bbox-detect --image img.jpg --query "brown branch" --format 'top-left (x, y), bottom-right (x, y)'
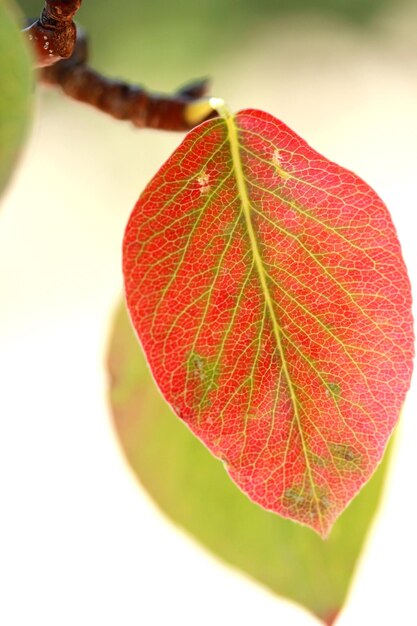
top-left (25, 1), bottom-right (217, 131)
top-left (40, 33), bottom-right (216, 131)
top-left (24, 1), bottom-right (82, 67)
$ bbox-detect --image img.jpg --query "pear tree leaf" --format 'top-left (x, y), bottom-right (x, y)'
top-left (123, 108), bottom-right (413, 536)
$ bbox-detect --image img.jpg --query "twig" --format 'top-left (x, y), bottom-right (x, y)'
top-left (41, 32), bottom-right (215, 131)
top-left (24, 1), bottom-right (82, 67)
top-left (24, 1), bottom-right (217, 131)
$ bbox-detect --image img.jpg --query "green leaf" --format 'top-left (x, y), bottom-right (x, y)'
top-left (108, 303), bottom-right (393, 625)
top-left (0, 0), bottom-right (34, 199)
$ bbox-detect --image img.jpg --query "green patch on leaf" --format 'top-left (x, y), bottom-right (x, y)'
top-left (186, 350), bottom-right (219, 408)
top-left (329, 442), bottom-right (362, 471)
top-left (283, 483), bottom-right (333, 523)
top-left (326, 381), bottom-right (341, 398)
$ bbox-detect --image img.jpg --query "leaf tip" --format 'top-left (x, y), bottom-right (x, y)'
top-left (322, 608), bottom-right (340, 626)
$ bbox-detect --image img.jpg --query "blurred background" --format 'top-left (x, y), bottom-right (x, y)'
top-left (1, 0), bottom-right (416, 624)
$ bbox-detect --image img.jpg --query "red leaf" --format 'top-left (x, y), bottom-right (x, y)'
top-left (123, 109), bottom-right (414, 536)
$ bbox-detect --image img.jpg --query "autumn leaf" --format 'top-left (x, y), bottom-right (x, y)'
top-left (123, 107), bottom-right (413, 536)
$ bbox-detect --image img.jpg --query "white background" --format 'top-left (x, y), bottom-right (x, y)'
top-left (1, 7), bottom-right (416, 625)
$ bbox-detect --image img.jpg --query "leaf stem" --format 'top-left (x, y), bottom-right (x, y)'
top-left (209, 97), bottom-right (232, 120)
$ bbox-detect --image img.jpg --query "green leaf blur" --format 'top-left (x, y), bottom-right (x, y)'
top-left (0, 0), bottom-right (33, 198)
top-left (108, 304), bottom-right (392, 625)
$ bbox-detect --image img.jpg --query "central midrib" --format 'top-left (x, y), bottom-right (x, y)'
top-left (223, 111), bottom-right (324, 531)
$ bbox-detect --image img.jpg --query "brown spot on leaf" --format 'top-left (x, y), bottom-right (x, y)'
top-left (330, 443), bottom-right (361, 470)
top-left (284, 484), bottom-right (332, 522)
